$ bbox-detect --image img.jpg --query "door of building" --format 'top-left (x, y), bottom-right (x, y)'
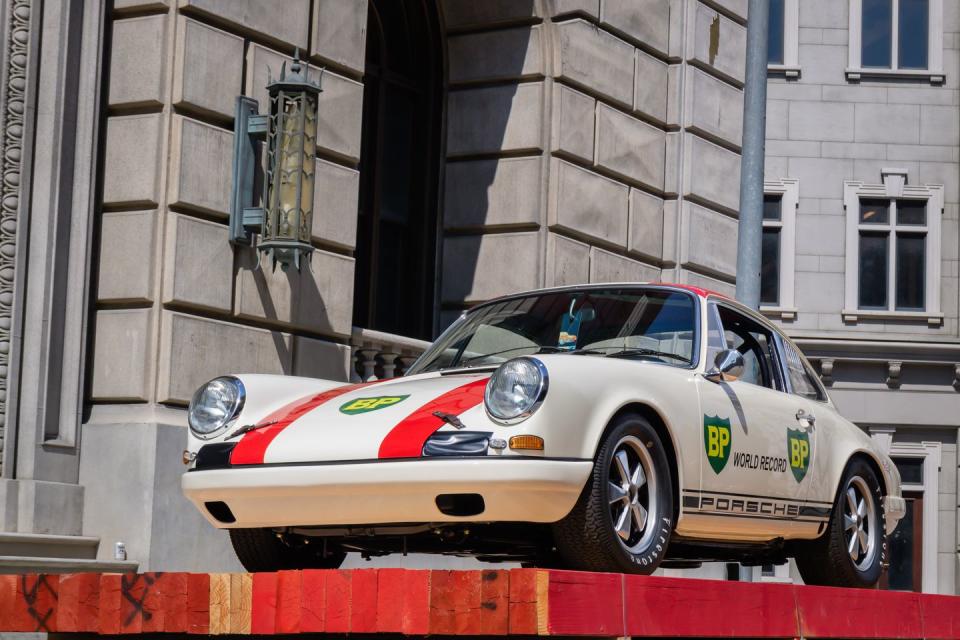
top-left (882, 491), bottom-right (923, 592)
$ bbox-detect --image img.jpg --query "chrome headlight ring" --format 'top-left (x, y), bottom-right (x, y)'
top-left (187, 376), bottom-right (246, 439)
top-left (484, 357), bottom-right (549, 425)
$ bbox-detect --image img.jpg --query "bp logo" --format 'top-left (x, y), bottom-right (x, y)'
top-left (703, 415), bottom-right (732, 474)
top-left (787, 429), bottom-right (810, 482)
top-left (339, 395), bottom-right (409, 415)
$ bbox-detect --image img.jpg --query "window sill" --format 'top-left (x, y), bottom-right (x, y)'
top-left (841, 309), bottom-right (944, 327)
top-left (760, 306), bottom-right (798, 321)
top-left (767, 64), bottom-right (801, 78)
top-left (845, 68), bottom-right (945, 84)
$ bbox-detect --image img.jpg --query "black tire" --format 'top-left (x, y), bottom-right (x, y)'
top-left (552, 414), bottom-right (674, 573)
top-left (795, 458), bottom-right (887, 588)
top-left (229, 528), bottom-right (346, 572)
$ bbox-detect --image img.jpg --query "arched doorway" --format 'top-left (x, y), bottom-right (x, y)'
top-left (353, 0), bottom-right (444, 340)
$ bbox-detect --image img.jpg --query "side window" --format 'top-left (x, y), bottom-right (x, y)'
top-left (780, 338), bottom-right (824, 401)
top-left (714, 305), bottom-right (783, 391)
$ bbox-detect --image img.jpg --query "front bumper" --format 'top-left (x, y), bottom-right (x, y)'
top-left (182, 458), bottom-right (593, 529)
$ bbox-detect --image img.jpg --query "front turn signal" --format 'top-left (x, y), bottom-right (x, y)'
top-left (509, 435), bottom-right (544, 451)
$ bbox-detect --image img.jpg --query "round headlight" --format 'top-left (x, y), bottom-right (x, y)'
top-left (188, 376), bottom-right (245, 438)
top-left (484, 358), bottom-right (548, 423)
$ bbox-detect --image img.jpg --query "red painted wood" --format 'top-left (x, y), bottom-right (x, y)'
top-left (186, 573), bottom-right (210, 634)
top-left (374, 567), bottom-right (405, 633)
top-left (119, 573), bottom-right (145, 633)
top-left (324, 569), bottom-right (352, 633)
top-left (920, 593), bottom-right (960, 640)
top-left (0, 575), bottom-right (14, 628)
top-left (11, 574), bottom-right (58, 633)
top-left (378, 377), bottom-right (488, 458)
top-left (350, 568), bottom-right (379, 633)
top-left (545, 570), bottom-right (624, 638)
top-left (99, 574), bottom-right (122, 635)
top-left (507, 568), bottom-right (539, 635)
top-left (140, 573), bottom-right (165, 633)
top-left (162, 573), bottom-right (189, 633)
top-left (450, 570), bottom-right (483, 635)
top-left (250, 572), bottom-right (278, 635)
top-left (623, 575), bottom-right (798, 638)
top-left (299, 569), bottom-right (327, 633)
top-left (480, 569), bottom-right (510, 635)
top-left (401, 569), bottom-right (431, 635)
top-left (57, 573), bottom-right (100, 633)
top-left (275, 570), bottom-right (302, 634)
top-left (796, 585), bottom-right (923, 639)
top-left (429, 570), bottom-right (454, 635)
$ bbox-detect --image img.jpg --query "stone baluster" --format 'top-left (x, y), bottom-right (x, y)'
top-left (380, 351), bottom-right (399, 379)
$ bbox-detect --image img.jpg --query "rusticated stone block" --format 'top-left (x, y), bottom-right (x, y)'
top-left (595, 104), bottom-right (666, 190)
top-left (600, 0), bottom-right (669, 55)
top-left (629, 189), bottom-right (664, 261)
top-left (313, 159), bottom-right (359, 249)
top-left (167, 116), bottom-right (233, 217)
top-left (98, 210), bottom-right (156, 303)
top-left (685, 135), bottom-right (741, 213)
top-left (180, 0), bottom-right (309, 49)
top-left (589, 247), bottom-right (659, 283)
top-left (173, 17), bottom-right (244, 120)
top-left (91, 309), bottom-right (152, 401)
top-left (547, 0), bottom-right (599, 18)
top-left (441, 0), bottom-right (540, 29)
top-left (684, 66), bottom-right (743, 147)
top-left (293, 336), bottom-right (351, 381)
top-left (109, 15), bottom-right (166, 107)
top-left (444, 157), bottom-right (542, 229)
top-left (102, 114), bottom-right (162, 206)
top-left (680, 201), bottom-right (737, 278)
top-left (311, 0), bottom-right (368, 74)
top-left (548, 233), bottom-right (590, 286)
top-left (552, 83), bottom-right (596, 162)
top-left (634, 50), bottom-right (669, 122)
top-left (554, 19), bottom-right (635, 107)
top-left (447, 83), bottom-right (543, 156)
top-left (442, 233), bottom-right (540, 302)
top-left (690, 3), bottom-right (746, 84)
top-left (448, 26), bottom-right (543, 84)
top-left (710, 0), bottom-right (748, 20)
top-left (548, 158), bottom-right (629, 247)
top-left (235, 248), bottom-right (354, 337)
top-left (162, 214), bottom-right (233, 313)
top-left (157, 311), bottom-right (292, 404)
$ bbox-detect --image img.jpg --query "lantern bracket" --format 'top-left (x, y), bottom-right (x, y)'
top-left (229, 96), bottom-right (268, 245)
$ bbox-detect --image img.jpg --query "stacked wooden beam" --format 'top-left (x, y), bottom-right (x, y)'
top-left (0, 568), bottom-right (958, 638)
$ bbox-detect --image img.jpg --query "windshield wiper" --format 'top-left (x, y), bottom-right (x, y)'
top-left (603, 348), bottom-right (691, 364)
top-left (456, 345), bottom-right (569, 367)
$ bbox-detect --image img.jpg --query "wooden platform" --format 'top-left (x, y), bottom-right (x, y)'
top-left (0, 568), bottom-right (958, 638)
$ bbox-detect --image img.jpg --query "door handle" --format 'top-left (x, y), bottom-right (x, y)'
top-left (796, 409), bottom-right (816, 428)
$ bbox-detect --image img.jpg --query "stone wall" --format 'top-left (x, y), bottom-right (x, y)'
top-left (439, 0), bottom-right (747, 322)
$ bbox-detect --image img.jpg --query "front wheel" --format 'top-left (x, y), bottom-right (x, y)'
top-left (794, 459), bottom-right (886, 588)
top-left (229, 528), bottom-right (346, 572)
top-left (552, 414), bottom-right (674, 573)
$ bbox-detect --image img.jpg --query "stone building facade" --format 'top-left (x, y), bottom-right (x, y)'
top-left (0, 0), bottom-right (747, 573)
top-left (761, 0), bottom-right (960, 593)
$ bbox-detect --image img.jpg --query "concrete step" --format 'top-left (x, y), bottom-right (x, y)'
top-left (0, 532), bottom-right (100, 560)
top-left (0, 555), bottom-right (139, 574)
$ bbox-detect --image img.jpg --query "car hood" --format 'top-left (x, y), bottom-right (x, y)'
top-left (227, 371), bottom-right (493, 465)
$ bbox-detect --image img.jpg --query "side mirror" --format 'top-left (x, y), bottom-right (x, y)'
top-left (705, 349), bottom-right (744, 383)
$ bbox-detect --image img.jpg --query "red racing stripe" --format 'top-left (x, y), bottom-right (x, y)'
top-left (230, 382), bottom-right (372, 465)
top-left (378, 377), bottom-right (489, 459)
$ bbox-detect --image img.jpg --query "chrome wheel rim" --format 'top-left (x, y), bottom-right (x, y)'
top-left (843, 476), bottom-right (878, 571)
top-left (607, 435), bottom-right (658, 553)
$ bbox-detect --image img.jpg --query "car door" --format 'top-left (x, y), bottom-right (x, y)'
top-left (694, 302), bottom-right (809, 532)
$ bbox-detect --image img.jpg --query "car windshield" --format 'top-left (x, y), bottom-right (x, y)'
top-left (407, 288), bottom-right (698, 374)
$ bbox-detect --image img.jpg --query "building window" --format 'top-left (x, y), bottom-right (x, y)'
top-left (847, 0), bottom-right (944, 82)
top-left (767, 0), bottom-right (800, 77)
top-left (760, 179), bottom-right (798, 320)
top-left (355, 0), bottom-right (444, 340)
top-left (843, 170), bottom-right (944, 324)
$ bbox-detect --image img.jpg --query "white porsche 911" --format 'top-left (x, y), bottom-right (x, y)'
top-left (182, 283), bottom-right (905, 587)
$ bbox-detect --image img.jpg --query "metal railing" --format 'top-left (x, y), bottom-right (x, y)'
top-left (350, 327), bottom-right (431, 382)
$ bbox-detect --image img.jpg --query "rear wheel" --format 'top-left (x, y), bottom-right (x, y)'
top-left (795, 459), bottom-right (886, 588)
top-left (552, 414), bottom-right (674, 573)
top-left (229, 528), bottom-right (346, 572)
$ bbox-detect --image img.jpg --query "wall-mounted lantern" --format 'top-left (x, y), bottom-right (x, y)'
top-left (229, 50), bottom-right (322, 271)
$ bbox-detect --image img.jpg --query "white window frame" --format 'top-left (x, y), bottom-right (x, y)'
top-left (869, 428), bottom-right (941, 594)
top-left (760, 179), bottom-right (798, 321)
top-left (847, 0), bottom-right (944, 83)
top-left (767, 0), bottom-right (800, 77)
top-left (842, 169), bottom-right (944, 326)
